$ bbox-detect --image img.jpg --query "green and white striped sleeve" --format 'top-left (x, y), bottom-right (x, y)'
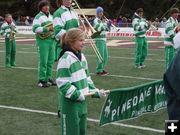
top-left (93, 18), bottom-right (106, 32)
top-left (82, 54), bottom-right (99, 93)
top-left (53, 10), bottom-right (66, 40)
top-left (32, 15), bottom-right (49, 34)
top-left (56, 55), bottom-right (84, 101)
top-left (165, 21), bottom-right (175, 39)
top-left (0, 23), bottom-right (10, 38)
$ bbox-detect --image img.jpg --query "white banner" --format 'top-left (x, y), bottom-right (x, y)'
top-left (107, 27), bottom-right (165, 38)
top-left (16, 26), bottom-right (165, 38)
top-left (17, 26), bottom-right (34, 35)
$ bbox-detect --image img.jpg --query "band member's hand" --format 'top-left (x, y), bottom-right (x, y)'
top-left (48, 26), bottom-right (53, 31)
top-left (98, 89), bottom-right (107, 98)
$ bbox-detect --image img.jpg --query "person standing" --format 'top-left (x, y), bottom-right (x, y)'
top-left (164, 8), bottom-right (179, 70)
top-left (93, 6), bottom-right (109, 76)
top-left (53, 0), bottom-right (79, 61)
top-left (32, 0), bottom-right (56, 87)
top-left (164, 48), bottom-right (180, 120)
top-left (56, 28), bottom-right (107, 135)
top-left (0, 14), bottom-right (16, 68)
top-left (132, 8), bottom-right (150, 69)
top-left (53, 0), bottom-right (79, 117)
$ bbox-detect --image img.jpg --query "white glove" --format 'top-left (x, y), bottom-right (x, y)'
top-left (98, 89), bottom-right (107, 98)
top-left (77, 91), bottom-right (85, 101)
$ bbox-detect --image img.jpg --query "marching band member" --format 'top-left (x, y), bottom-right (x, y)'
top-left (164, 8), bottom-right (179, 70)
top-left (0, 14), bottom-right (16, 68)
top-left (32, 0), bottom-right (56, 88)
top-left (53, 0), bottom-right (79, 117)
top-left (132, 8), bottom-right (150, 69)
top-left (53, 0), bottom-right (79, 61)
top-left (56, 28), bottom-right (106, 135)
top-left (93, 6), bottom-right (109, 76)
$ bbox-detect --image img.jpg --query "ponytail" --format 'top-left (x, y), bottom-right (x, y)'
top-left (56, 0), bottom-right (63, 7)
top-left (61, 33), bottom-right (66, 49)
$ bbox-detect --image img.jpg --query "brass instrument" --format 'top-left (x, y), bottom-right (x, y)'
top-left (38, 23), bottom-right (53, 39)
top-left (73, 0), bottom-right (101, 39)
top-left (103, 16), bottom-right (120, 32)
top-left (148, 21), bottom-right (158, 31)
top-left (73, 0), bottom-right (103, 63)
top-left (9, 26), bottom-right (16, 41)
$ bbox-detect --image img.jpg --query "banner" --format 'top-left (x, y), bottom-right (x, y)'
top-left (15, 26), bottom-right (165, 38)
top-left (99, 80), bottom-right (166, 126)
top-left (107, 27), bottom-right (165, 38)
top-left (16, 26), bottom-right (33, 35)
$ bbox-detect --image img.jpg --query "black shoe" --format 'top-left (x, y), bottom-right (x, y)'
top-left (140, 63), bottom-right (146, 68)
top-left (38, 80), bottom-right (49, 88)
top-left (96, 72), bottom-right (102, 75)
top-left (102, 70), bottom-right (109, 75)
top-left (48, 79), bottom-right (56, 86)
top-left (57, 110), bottom-right (61, 118)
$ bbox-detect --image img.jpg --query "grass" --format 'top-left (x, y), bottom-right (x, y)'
top-left (0, 38), bottom-right (167, 135)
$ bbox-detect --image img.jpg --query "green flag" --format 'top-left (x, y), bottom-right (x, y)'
top-left (99, 80), bottom-right (166, 126)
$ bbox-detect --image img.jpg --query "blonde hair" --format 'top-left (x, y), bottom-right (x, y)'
top-left (5, 14), bottom-right (12, 19)
top-left (61, 28), bottom-right (85, 49)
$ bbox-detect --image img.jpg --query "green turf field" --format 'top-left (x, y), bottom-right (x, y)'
top-left (0, 40), bottom-right (166, 135)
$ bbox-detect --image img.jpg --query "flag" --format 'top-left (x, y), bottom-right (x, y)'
top-left (99, 80), bottom-right (166, 126)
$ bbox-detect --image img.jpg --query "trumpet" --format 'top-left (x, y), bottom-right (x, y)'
top-left (38, 23), bottom-right (53, 39)
top-left (72, 0), bottom-right (103, 63)
top-left (9, 27), bottom-right (16, 41)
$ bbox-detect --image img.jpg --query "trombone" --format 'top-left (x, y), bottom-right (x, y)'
top-left (103, 16), bottom-right (120, 32)
top-left (72, 0), bottom-right (103, 63)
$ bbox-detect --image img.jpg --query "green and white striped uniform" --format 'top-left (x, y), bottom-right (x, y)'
top-left (0, 21), bottom-right (16, 38)
top-left (53, 6), bottom-right (79, 41)
top-left (32, 11), bottom-right (55, 81)
top-left (56, 51), bottom-right (98, 100)
top-left (164, 17), bottom-right (178, 70)
top-left (0, 21), bottom-right (16, 67)
top-left (132, 14), bottom-right (149, 66)
top-left (164, 17), bottom-right (178, 46)
top-left (32, 11), bottom-right (53, 38)
top-left (93, 17), bottom-right (109, 73)
top-left (93, 17), bottom-right (108, 40)
top-left (132, 15), bottom-right (149, 37)
top-left (56, 51), bottom-right (99, 135)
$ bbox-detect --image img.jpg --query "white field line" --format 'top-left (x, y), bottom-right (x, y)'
top-left (85, 54), bottom-right (165, 62)
top-left (0, 39), bottom-right (35, 43)
top-left (0, 37), bottom-right (34, 40)
top-left (0, 66), bottom-right (159, 81)
top-left (0, 105), bottom-right (164, 134)
top-left (0, 50), bottom-right (165, 62)
top-left (107, 41), bottom-right (163, 46)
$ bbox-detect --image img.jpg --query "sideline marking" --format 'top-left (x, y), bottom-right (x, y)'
top-left (0, 105), bottom-right (164, 133)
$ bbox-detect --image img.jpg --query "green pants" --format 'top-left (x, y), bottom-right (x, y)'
top-left (135, 37), bottom-right (148, 65)
top-left (165, 46), bottom-right (175, 70)
top-left (36, 37), bottom-right (55, 81)
top-left (54, 40), bottom-right (62, 61)
top-left (5, 38), bottom-right (16, 67)
top-left (60, 95), bottom-right (87, 135)
top-left (95, 40), bottom-right (108, 73)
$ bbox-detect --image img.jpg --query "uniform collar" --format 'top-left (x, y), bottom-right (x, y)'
top-left (40, 11), bottom-right (50, 17)
top-left (61, 5), bottom-right (72, 11)
top-left (66, 51), bottom-right (82, 61)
